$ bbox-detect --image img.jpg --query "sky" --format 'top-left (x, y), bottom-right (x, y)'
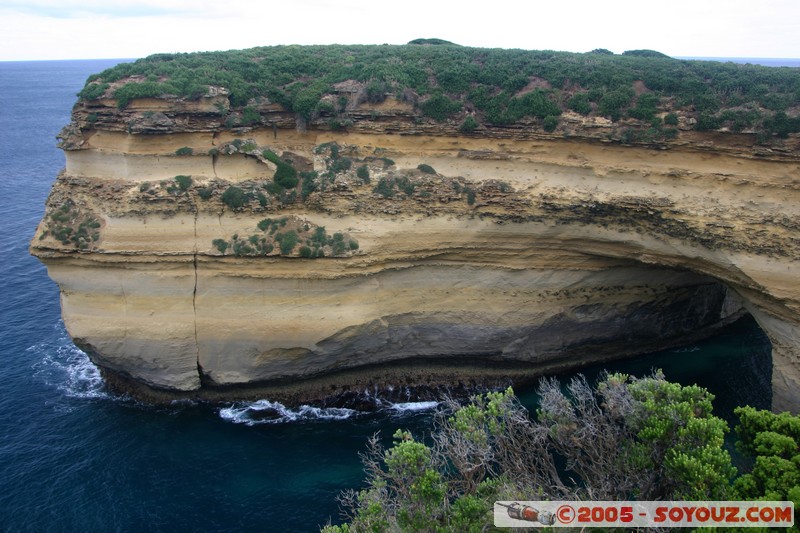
top-left (0, 0), bottom-right (798, 61)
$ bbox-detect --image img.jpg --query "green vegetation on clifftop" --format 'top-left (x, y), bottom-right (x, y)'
top-left (77, 43), bottom-right (800, 139)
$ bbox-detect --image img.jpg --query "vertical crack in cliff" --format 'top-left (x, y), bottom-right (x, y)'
top-left (211, 131), bottom-right (219, 178)
top-left (191, 195), bottom-right (201, 383)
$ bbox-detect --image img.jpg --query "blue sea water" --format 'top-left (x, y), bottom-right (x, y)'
top-left (0, 59), bottom-right (778, 532)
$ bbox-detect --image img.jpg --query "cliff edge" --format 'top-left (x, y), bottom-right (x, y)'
top-left (31, 45), bottom-right (800, 409)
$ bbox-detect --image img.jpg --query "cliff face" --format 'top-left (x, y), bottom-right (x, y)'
top-left (31, 92), bottom-right (800, 409)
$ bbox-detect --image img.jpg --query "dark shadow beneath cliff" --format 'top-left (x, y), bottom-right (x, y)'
top-left (98, 310), bottom-right (769, 411)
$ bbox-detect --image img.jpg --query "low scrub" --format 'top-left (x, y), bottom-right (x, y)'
top-left (324, 371), bottom-right (786, 532)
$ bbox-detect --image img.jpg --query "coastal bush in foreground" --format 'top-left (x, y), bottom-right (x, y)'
top-left (323, 372), bottom-right (800, 532)
top-left (733, 406), bottom-right (800, 504)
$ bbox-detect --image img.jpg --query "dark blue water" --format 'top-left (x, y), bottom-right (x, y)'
top-left (0, 59), bottom-right (775, 532)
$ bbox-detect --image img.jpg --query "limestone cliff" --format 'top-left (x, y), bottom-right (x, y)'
top-left (31, 51), bottom-right (800, 409)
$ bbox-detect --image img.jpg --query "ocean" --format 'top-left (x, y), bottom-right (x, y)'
top-left (0, 58), bottom-right (780, 532)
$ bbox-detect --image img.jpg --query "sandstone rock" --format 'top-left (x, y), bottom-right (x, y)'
top-left (30, 98), bottom-right (800, 411)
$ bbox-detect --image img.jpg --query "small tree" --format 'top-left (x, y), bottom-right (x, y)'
top-left (325, 372), bottom-right (736, 531)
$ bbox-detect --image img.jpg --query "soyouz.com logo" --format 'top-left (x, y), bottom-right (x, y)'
top-left (493, 501), bottom-right (794, 528)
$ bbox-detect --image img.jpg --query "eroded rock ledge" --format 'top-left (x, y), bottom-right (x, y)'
top-left (32, 94), bottom-right (800, 410)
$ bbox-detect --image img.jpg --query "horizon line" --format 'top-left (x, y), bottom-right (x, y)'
top-left (2, 53), bottom-right (799, 64)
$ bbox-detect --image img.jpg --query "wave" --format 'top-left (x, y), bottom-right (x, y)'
top-left (390, 401), bottom-right (440, 412)
top-left (219, 399), bottom-right (357, 425)
top-left (219, 398), bottom-right (441, 425)
top-left (29, 325), bottom-right (109, 401)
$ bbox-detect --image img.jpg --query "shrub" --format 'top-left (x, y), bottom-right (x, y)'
top-left (568, 92), bottom-right (592, 115)
top-left (326, 372), bottom-right (737, 531)
top-left (417, 164), bottom-right (436, 174)
top-left (733, 406), bottom-right (800, 503)
top-left (330, 157), bottom-right (352, 174)
top-left (459, 115), bottom-right (479, 132)
top-left (299, 246), bottom-right (312, 258)
top-left (664, 112), bottom-right (679, 126)
top-left (113, 81), bottom-right (169, 108)
top-left (629, 93), bottom-right (660, 121)
top-left (374, 177), bottom-right (395, 198)
top-left (301, 171), bottom-right (319, 199)
top-left (365, 80), bottom-right (388, 103)
top-left (292, 83), bottom-right (327, 119)
top-left (197, 187), bottom-right (213, 200)
top-left (212, 239), bottom-right (229, 254)
top-left (221, 186), bottom-right (247, 209)
top-left (465, 188), bottom-right (476, 205)
top-left (264, 150), bottom-right (299, 189)
top-left (274, 164), bottom-right (298, 189)
top-left (664, 127), bottom-right (679, 140)
top-left (764, 111), bottom-right (800, 138)
top-left (174, 175), bottom-right (192, 191)
top-left (265, 182), bottom-right (282, 195)
top-left (696, 113), bottom-right (722, 131)
top-left (175, 146), bottom-right (193, 156)
top-left (78, 83), bottom-right (109, 100)
top-left (396, 176), bottom-right (416, 197)
top-left (81, 44), bottom-right (800, 139)
top-left (278, 230), bottom-right (299, 255)
top-left (241, 106), bottom-right (261, 125)
top-left (327, 118), bottom-right (353, 131)
top-left (520, 89), bottom-right (561, 119)
top-left (332, 234), bottom-right (346, 255)
top-left (623, 49), bottom-right (671, 58)
top-left (356, 165), bottom-right (370, 182)
top-left (420, 94), bottom-right (462, 121)
top-left (599, 87), bottom-right (635, 121)
top-left (542, 115), bottom-right (559, 132)
top-left (232, 240), bottom-right (254, 256)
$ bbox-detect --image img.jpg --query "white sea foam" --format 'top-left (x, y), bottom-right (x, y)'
top-left (389, 401), bottom-right (439, 412)
top-left (30, 325), bottom-right (108, 401)
top-left (219, 399), bottom-right (357, 425)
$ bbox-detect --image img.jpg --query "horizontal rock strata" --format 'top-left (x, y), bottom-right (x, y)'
top-left (32, 94), bottom-right (800, 409)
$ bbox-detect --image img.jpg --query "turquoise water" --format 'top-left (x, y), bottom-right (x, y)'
top-left (0, 59), bottom-right (773, 532)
